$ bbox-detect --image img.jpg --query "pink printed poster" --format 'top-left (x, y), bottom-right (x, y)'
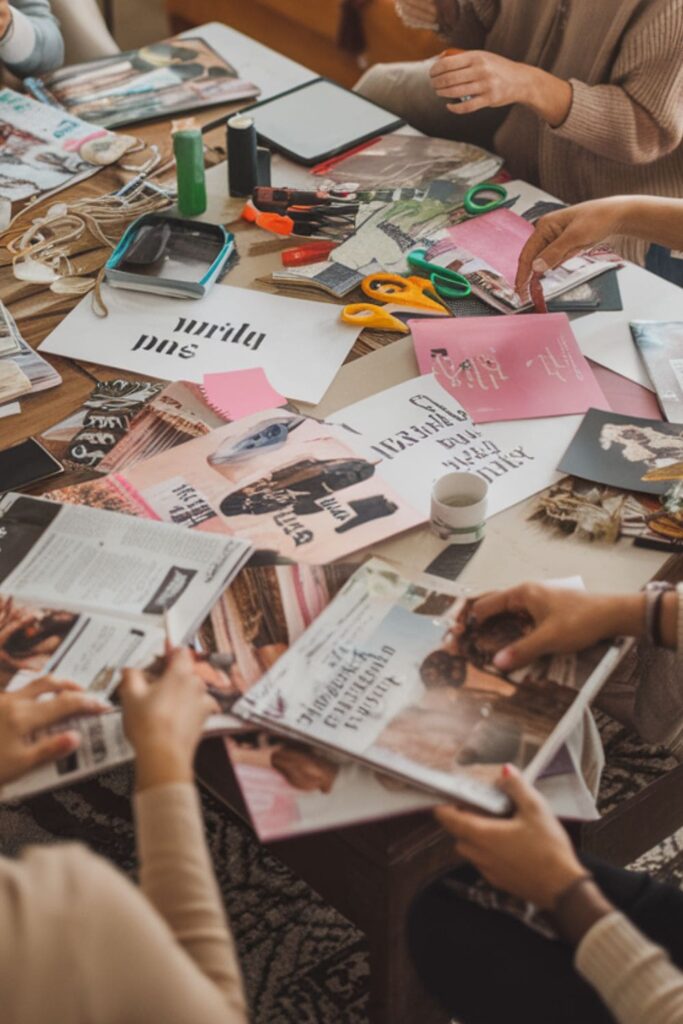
top-left (412, 313), bottom-right (609, 423)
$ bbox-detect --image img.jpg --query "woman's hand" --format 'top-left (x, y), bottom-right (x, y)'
top-left (468, 584), bottom-right (645, 672)
top-left (120, 647), bottom-right (219, 792)
top-left (429, 50), bottom-right (572, 125)
top-left (515, 198), bottom-right (627, 292)
top-left (394, 0), bottom-right (439, 30)
top-left (0, 677), bottom-right (107, 786)
top-left (436, 765), bottom-right (586, 909)
top-left (0, 1), bottom-right (12, 39)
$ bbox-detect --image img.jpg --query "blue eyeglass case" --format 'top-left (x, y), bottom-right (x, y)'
top-left (105, 213), bottom-right (234, 299)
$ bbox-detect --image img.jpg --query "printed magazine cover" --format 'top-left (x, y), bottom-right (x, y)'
top-left (0, 88), bottom-right (131, 203)
top-left (411, 314), bottom-right (608, 422)
top-left (0, 493), bottom-right (253, 800)
top-left (233, 560), bottom-right (627, 816)
top-left (558, 408), bottom-right (683, 497)
top-left (211, 561), bottom-right (440, 839)
top-left (46, 409), bottom-right (424, 563)
top-left (26, 35), bottom-right (260, 129)
top-left (0, 302), bottom-right (61, 396)
top-left (631, 321), bottom-right (683, 424)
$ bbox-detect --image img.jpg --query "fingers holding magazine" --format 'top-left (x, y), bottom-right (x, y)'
top-left (0, 677), bottom-right (107, 786)
top-left (120, 648), bottom-right (220, 792)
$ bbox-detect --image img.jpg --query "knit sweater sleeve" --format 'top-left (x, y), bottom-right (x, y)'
top-left (134, 782), bottom-right (248, 1019)
top-left (435, 0), bottom-right (499, 46)
top-left (0, 0), bottom-right (64, 76)
top-left (576, 913), bottom-right (683, 1024)
top-left (551, 2), bottom-right (683, 165)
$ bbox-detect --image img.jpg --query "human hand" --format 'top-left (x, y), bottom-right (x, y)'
top-left (395, 0), bottom-right (439, 29)
top-left (430, 50), bottom-right (533, 114)
top-left (0, 1), bottom-right (12, 39)
top-left (436, 765), bottom-right (586, 909)
top-left (0, 677), bottom-right (107, 787)
top-left (516, 198), bottom-right (626, 292)
top-left (467, 584), bottom-right (644, 673)
top-left (119, 647), bottom-right (219, 791)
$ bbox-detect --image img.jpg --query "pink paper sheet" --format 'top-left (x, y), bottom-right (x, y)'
top-left (412, 313), bottom-right (609, 422)
top-left (202, 368), bottom-right (286, 421)
top-left (441, 208), bottom-right (533, 286)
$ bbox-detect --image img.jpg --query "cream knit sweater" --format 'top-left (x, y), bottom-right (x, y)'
top-left (359, 0), bottom-right (683, 263)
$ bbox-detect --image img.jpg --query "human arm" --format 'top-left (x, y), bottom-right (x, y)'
top-left (119, 649), bottom-right (248, 1017)
top-left (516, 197), bottom-right (683, 290)
top-left (0, 0), bottom-right (63, 76)
top-left (430, 49), bottom-right (572, 126)
top-left (437, 766), bottom-right (683, 1024)
top-left (463, 583), bottom-right (679, 674)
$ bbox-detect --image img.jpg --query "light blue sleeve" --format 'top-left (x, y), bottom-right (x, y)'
top-left (3, 0), bottom-right (64, 76)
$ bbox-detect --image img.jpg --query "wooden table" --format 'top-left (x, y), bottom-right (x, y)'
top-left (3, 24), bottom-right (682, 1024)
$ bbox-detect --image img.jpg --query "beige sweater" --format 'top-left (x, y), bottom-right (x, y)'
top-left (358, 0), bottom-right (683, 262)
top-left (0, 783), bottom-right (248, 1024)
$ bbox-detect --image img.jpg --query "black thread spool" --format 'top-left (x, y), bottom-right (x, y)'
top-left (227, 114), bottom-right (258, 197)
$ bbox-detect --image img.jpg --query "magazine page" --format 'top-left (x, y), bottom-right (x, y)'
top-left (38, 282), bottom-right (361, 404)
top-left (0, 88), bottom-right (132, 203)
top-left (0, 493), bottom-right (253, 637)
top-left (630, 321), bottom-right (683, 423)
top-left (557, 408), bottom-right (683, 497)
top-left (97, 380), bottom-right (228, 473)
top-left (234, 559), bottom-right (625, 816)
top-left (26, 35), bottom-right (260, 129)
top-left (327, 374), bottom-right (579, 518)
top-left (0, 303), bottom-right (61, 393)
top-left (46, 410), bottom-right (424, 564)
top-left (314, 134), bottom-right (503, 191)
top-left (411, 314), bottom-right (608, 422)
top-left (39, 379), bottom-right (161, 469)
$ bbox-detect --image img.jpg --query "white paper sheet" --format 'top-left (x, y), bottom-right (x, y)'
top-left (39, 282), bottom-right (360, 404)
top-left (328, 374), bottom-right (580, 518)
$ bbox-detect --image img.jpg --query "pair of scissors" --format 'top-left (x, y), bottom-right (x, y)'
top-left (341, 272), bottom-right (447, 333)
top-left (406, 249), bottom-right (472, 300)
top-left (463, 182), bottom-right (509, 217)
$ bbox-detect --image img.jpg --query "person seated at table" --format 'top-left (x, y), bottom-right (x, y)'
top-left (410, 581), bottom-right (683, 1024)
top-left (0, 0), bottom-right (63, 77)
top-left (355, 0), bottom-right (683, 276)
top-left (516, 195), bottom-right (683, 291)
top-left (0, 651), bottom-right (249, 1024)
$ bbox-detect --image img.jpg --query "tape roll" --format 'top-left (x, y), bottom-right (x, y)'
top-left (227, 114), bottom-right (258, 198)
top-left (430, 472), bottom-right (488, 544)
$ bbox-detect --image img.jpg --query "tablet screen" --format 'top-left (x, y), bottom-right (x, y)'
top-left (243, 79), bottom-right (404, 165)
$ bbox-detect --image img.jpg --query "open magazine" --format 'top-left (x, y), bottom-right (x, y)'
top-left (232, 559), bottom-right (629, 818)
top-left (26, 35), bottom-right (260, 129)
top-left (0, 492), bottom-right (253, 800)
top-left (0, 88), bottom-right (133, 204)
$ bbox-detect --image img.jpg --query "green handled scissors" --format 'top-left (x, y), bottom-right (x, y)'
top-left (463, 181), bottom-right (509, 217)
top-left (406, 249), bottom-right (472, 300)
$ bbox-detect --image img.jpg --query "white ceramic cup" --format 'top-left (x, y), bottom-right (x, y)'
top-left (430, 472), bottom-right (488, 544)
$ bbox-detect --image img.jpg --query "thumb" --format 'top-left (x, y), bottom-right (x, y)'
top-left (498, 764), bottom-right (541, 815)
top-left (492, 622), bottom-right (555, 672)
top-left (118, 667), bottom-right (148, 702)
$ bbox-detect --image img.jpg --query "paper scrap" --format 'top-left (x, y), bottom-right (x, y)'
top-left (202, 368), bottom-right (286, 421)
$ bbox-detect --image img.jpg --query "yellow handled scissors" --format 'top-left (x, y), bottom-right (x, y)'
top-left (341, 303), bottom-right (411, 333)
top-left (359, 272), bottom-right (448, 312)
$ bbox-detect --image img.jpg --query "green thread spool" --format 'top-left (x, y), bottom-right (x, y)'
top-left (173, 129), bottom-right (207, 217)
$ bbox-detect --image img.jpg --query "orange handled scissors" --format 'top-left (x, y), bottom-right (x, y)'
top-left (360, 272), bottom-right (448, 313)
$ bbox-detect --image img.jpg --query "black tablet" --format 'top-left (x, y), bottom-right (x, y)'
top-left (239, 77), bottom-right (405, 166)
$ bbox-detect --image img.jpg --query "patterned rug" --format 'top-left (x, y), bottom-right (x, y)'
top-left (0, 715), bottom-right (680, 1023)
